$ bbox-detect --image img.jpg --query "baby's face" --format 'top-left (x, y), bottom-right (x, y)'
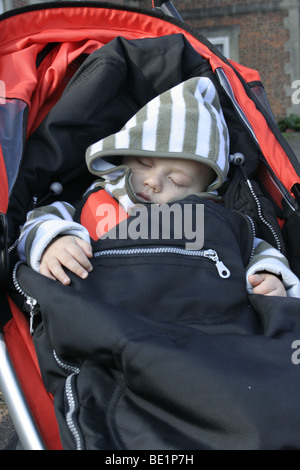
top-left (123, 156), bottom-right (210, 204)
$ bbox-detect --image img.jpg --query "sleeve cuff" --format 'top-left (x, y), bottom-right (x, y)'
top-left (246, 258), bottom-right (300, 298)
top-left (30, 220), bottom-right (90, 272)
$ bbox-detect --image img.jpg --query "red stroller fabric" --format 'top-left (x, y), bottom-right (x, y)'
top-left (1, 4), bottom-right (299, 193)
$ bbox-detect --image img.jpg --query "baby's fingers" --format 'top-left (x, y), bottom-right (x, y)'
top-left (248, 273), bottom-right (287, 297)
top-left (53, 248), bottom-right (90, 281)
top-left (40, 258), bottom-right (71, 285)
top-left (75, 238), bottom-right (93, 258)
top-left (67, 241), bottom-right (93, 275)
top-left (248, 273), bottom-right (263, 288)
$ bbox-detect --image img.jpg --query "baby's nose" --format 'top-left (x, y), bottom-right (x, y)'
top-left (144, 173), bottom-right (161, 192)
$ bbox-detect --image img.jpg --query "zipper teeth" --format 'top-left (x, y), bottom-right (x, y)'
top-left (246, 181), bottom-right (282, 251)
top-left (244, 215), bottom-right (256, 260)
top-left (8, 238), bottom-right (19, 254)
top-left (12, 261), bottom-right (37, 305)
top-left (53, 350), bottom-right (82, 450)
top-left (94, 247), bottom-right (209, 257)
top-left (12, 261), bottom-right (39, 335)
top-left (12, 261), bottom-right (30, 299)
top-left (53, 350), bottom-right (80, 374)
top-left (95, 247), bottom-right (231, 278)
top-left (65, 374), bottom-right (83, 451)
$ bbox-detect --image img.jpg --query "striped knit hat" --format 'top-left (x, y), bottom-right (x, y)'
top-left (86, 77), bottom-right (229, 191)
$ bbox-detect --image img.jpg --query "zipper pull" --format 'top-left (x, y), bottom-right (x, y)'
top-left (215, 259), bottom-right (231, 278)
top-left (27, 297), bottom-right (38, 335)
top-left (204, 249), bottom-right (231, 278)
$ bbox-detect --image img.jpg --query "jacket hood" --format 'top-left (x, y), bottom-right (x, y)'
top-left (86, 77), bottom-right (230, 191)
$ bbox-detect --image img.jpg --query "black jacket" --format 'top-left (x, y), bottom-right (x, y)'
top-left (15, 197), bottom-right (300, 450)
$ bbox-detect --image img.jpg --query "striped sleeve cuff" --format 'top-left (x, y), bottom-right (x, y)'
top-left (26, 219), bottom-right (90, 272)
top-left (246, 239), bottom-right (300, 298)
top-left (17, 201), bottom-right (90, 272)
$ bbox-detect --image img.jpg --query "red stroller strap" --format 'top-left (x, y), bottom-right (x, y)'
top-left (80, 189), bottom-right (129, 241)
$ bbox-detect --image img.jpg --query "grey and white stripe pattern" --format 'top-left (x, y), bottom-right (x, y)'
top-left (17, 201), bottom-right (90, 271)
top-left (17, 171), bottom-right (135, 269)
top-left (86, 77), bottom-right (229, 191)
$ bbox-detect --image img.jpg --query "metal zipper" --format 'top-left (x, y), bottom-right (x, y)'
top-left (231, 153), bottom-right (282, 252)
top-left (244, 214), bottom-right (256, 261)
top-left (52, 350), bottom-right (82, 450)
top-left (230, 152), bottom-right (283, 252)
top-left (53, 350), bottom-right (80, 374)
top-left (216, 68), bottom-right (258, 143)
top-left (65, 373), bottom-right (83, 450)
top-left (94, 247), bottom-right (231, 278)
top-left (12, 261), bottom-right (38, 335)
top-left (244, 178), bottom-right (282, 251)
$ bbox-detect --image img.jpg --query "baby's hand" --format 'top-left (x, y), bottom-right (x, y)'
top-left (248, 273), bottom-right (287, 297)
top-left (39, 235), bottom-right (93, 285)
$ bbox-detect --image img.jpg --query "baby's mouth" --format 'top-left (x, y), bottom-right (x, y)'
top-left (136, 192), bottom-right (151, 202)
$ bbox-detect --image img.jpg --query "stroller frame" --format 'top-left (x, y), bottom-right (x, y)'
top-left (0, 332), bottom-right (46, 449)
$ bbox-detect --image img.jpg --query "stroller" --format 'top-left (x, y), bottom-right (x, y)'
top-left (1, 0), bottom-right (300, 451)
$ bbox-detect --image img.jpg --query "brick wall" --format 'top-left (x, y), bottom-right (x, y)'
top-left (238, 11), bottom-right (290, 120)
top-left (180, 8), bottom-right (290, 120)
